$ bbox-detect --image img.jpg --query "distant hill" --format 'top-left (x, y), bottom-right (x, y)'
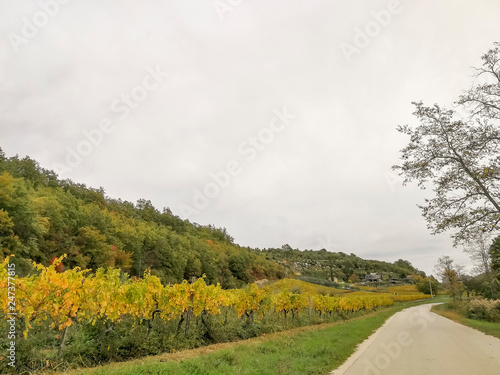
top-left (0, 148), bottom-right (424, 287)
top-left (254, 246), bottom-right (425, 283)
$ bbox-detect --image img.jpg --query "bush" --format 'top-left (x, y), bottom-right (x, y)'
top-left (466, 298), bottom-right (500, 323)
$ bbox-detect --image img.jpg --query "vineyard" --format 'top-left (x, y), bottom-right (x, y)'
top-left (386, 285), bottom-right (421, 294)
top-left (261, 278), bottom-right (347, 296)
top-left (0, 256), bottom-right (430, 373)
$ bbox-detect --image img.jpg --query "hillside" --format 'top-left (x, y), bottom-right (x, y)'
top-left (0, 148), bottom-right (423, 287)
top-left (0, 148), bottom-right (284, 287)
top-left (256, 246), bottom-right (425, 284)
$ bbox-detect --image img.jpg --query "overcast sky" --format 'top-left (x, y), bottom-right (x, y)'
top-left (1, 0), bottom-right (500, 275)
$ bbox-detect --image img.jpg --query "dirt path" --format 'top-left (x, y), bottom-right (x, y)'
top-left (332, 303), bottom-right (500, 375)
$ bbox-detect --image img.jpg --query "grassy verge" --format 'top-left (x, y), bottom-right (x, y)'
top-left (56, 298), bottom-right (440, 375)
top-left (431, 303), bottom-right (500, 340)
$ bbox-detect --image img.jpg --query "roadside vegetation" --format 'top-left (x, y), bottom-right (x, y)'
top-left (59, 298), bottom-right (442, 375)
top-left (0, 260), bottom-right (430, 374)
top-left (427, 253), bottom-right (500, 340)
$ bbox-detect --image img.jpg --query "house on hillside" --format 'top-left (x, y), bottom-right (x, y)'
top-left (365, 273), bottom-right (382, 282)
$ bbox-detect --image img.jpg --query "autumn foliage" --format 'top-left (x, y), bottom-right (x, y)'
top-left (0, 256), bottom-right (430, 339)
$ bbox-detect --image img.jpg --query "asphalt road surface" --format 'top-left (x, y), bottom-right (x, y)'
top-left (332, 303), bottom-right (500, 375)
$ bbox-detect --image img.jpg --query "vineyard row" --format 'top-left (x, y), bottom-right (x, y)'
top-left (1, 256), bottom-right (430, 338)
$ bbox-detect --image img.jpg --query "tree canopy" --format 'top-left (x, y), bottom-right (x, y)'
top-left (394, 42), bottom-right (500, 246)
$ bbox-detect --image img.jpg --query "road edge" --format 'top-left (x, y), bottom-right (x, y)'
top-left (329, 311), bottom-right (398, 375)
top-left (329, 302), bottom-right (442, 375)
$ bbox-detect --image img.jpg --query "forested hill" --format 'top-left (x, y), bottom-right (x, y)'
top-left (0, 148), bottom-right (284, 287)
top-left (0, 148), bottom-right (422, 287)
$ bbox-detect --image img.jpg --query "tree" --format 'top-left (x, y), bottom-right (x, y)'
top-left (435, 256), bottom-right (463, 299)
top-left (394, 43), bottom-right (500, 246)
top-left (415, 276), bottom-right (439, 296)
top-left (457, 42), bottom-right (500, 122)
top-left (0, 209), bottom-right (21, 258)
top-left (228, 253), bottom-right (251, 283)
top-left (349, 273), bottom-right (360, 283)
top-left (490, 236), bottom-right (500, 285)
top-left (183, 255), bottom-right (202, 280)
top-left (463, 230), bottom-right (496, 297)
top-left (74, 226), bottom-right (114, 270)
top-left (461, 273), bottom-right (493, 298)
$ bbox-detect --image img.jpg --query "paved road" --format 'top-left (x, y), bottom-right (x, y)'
top-left (332, 303), bottom-right (500, 375)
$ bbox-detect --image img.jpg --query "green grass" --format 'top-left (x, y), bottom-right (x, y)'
top-left (431, 303), bottom-right (500, 340)
top-left (61, 299), bottom-right (441, 375)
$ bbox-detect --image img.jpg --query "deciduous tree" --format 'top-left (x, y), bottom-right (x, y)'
top-left (435, 256), bottom-right (463, 299)
top-left (394, 43), bottom-right (500, 245)
top-left (463, 230), bottom-right (496, 297)
top-left (490, 236), bottom-right (500, 285)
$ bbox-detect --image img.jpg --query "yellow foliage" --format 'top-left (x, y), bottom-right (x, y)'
top-left (387, 285), bottom-right (419, 294)
top-left (263, 278), bottom-right (346, 296)
top-left (0, 260), bottom-right (430, 338)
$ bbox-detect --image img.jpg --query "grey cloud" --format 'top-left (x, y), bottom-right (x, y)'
top-left (1, 0), bottom-right (499, 275)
